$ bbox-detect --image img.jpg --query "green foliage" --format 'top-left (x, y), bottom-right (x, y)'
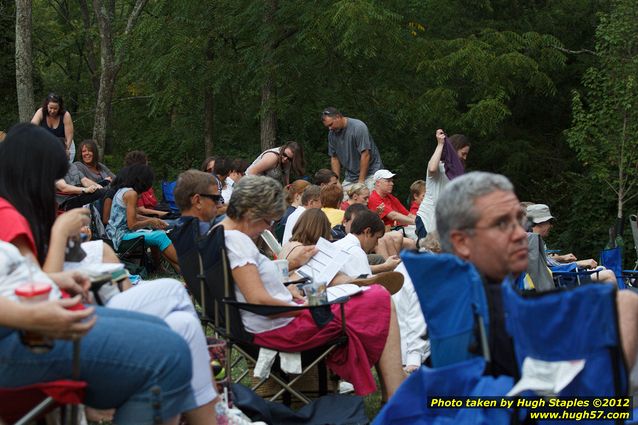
top-left (566, 0), bottom-right (638, 218)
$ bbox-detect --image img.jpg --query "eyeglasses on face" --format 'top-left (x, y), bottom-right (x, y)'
top-left (468, 215), bottom-right (527, 235)
top-left (197, 193), bottom-right (223, 204)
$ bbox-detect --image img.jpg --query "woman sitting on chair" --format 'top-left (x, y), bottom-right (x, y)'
top-left (105, 164), bottom-right (180, 272)
top-left (280, 208), bottom-right (332, 260)
top-left (220, 175), bottom-right (406, 400)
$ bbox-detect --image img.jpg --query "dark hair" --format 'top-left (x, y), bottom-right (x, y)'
top-left (350, 209), bottom-right (385, 236)
top-left (229, 158), bottom-right (248, 174)
top-left (290, 209), bottom-right (332, 245)
top-left (0, 124), bottom-right (68, 263)
top-left (314, 169), bottom-right (338, 186)
top-left (448, 134), bottom-right (471, 151)
top-left (112, 164), bottom-right (154, 194)
top-left (321, 107), bottom-right (341, 118)
top-left (344, 203), bottom-right (367, 222)
top-left (124, 150), bottom-right (148, 166)
top-left (320, 184), bottom-right (343, 209)
top-left (78, 139), bottom-right (101, 168)
top-left (281, 141), bottom-right (305, 176)
top-left (41, 93), bottom-right (66, 117)
top-left (214, 157), bottom-right (232, 178)
top-left (301, 185), bottom-right (321, 206)
top-left (201, 156), bottom-right (217, 172)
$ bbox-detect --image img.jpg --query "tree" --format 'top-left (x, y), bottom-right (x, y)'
top-left (567, 0), bottom-right (638, 222)
top-left (15, 0), bottom-right (34, 121)
top-left (92, 0), bottom-right (148, 156)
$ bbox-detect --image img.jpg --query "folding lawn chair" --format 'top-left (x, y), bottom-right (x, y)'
top-left (169, 216), bottom-right (348, 405)
top-left (372, 251), bottom-right (514, 424)
top-left (161, 181), bottom-right (179, 213)
top-left (0, 339), bottom-right (86, 425)
top-left (401, 251), bottom-right (491, 367)
top-left (502, 281), bottom-right (629, 424)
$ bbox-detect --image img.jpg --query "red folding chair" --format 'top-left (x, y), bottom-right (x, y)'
top-left (0, 340), bottom-right (86, 425)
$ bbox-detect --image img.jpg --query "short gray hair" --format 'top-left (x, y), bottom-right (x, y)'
top-left (226, 175), bottom-right (286, 220)
top-left (436, 172), bottom-right (514, 253)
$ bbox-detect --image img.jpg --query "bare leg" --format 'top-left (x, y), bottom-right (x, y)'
top-left (377, 299), bottom-right (407, 401)
top-left (102, 243), bottom-right (120, 264)
top-left (183, 399), bottom-right (218, 425)
top-left (618, 290), bottom-right (638, 369)
top-left (401, 237), bottom-right (417, 251)
top-left (591, 269), bottom-right (617, 285)
top-left (163, 244), bottom-right (181, 273)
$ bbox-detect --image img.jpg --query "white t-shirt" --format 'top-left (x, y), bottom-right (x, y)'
top-left (331, 233), bottom-right (371, 277)
top-left (282, 206), bottom-right (305, 245)
top-left (224, 229), bottom-right (295, 334)
top-left (417, 162), bottom-right (449, 233)
top-left (0, 241), bottom-right (61, 301)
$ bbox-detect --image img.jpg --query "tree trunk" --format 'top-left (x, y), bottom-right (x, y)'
top-left (260, 0), bottom-right (277, 151)
top-left (204, 89), bottom-right (215, 157)
top-left (15, 0), bottom-right (35, 122)
top-left (92, 0), bottom-right (148, 155)
top-left (260, 78), bottom-right (277, 151)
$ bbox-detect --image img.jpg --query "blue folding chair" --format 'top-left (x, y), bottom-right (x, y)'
top-left (373, 357), bottom-right (512, 425)
top-left (502, 282), bottom-right (629, 424)
top-left (401, 252), bottom-right (490, 367)
top-left (161, 180), bottom-right (179, 213)
top-left (373, 252), bottom-right (513, 424)
top-left (601, 246), bottom-right (627, 289)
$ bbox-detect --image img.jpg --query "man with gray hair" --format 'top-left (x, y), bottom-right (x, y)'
top-left (436, 171), bottom-right (638, 378)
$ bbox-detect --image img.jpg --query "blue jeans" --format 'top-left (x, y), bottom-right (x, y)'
top-left (0, 306), bottom-right (196, 425)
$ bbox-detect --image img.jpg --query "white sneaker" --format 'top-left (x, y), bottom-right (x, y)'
top-left (338, 380), bottom-right (355, 394)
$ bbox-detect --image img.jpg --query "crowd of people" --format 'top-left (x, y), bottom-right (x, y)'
top-left (1, 100), bottom-right (637, 424)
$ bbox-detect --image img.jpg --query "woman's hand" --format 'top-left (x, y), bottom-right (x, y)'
top-left (286, 245), bottom-right (317, 269)
top-left (435, 128), bottom-right (446, 145)
top-left (48, 271), bottom-right (91, 301)
top-left (288, 284), bottom-right (305, 302)
top-left (28, 296), bottom-right (96, 339)
top-left (383, 255), bottom-right (402, 272)
top-left (151, 218), bottom-right (168, 230)
top-left (52, 208), bottom-right (90, 239)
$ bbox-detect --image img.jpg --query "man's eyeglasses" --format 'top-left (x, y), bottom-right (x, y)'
top-left (468, 215), bottom-right (527, 235)
top-left (198, 193), bottom-right (223, 204)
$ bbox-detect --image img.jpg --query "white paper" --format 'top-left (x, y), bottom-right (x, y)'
top-left (326, 283), bottom-right (369, 302)
top-left (297, 237), bottom-right (350, 284)
top-left (507, 357), bottom-right (586, 397)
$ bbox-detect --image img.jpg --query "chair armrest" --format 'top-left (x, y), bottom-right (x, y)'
top-left (222, 297), bottom-right (348, 316)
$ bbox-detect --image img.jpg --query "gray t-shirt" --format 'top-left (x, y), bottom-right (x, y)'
top-left (327, 117), bottom-right (383, 182)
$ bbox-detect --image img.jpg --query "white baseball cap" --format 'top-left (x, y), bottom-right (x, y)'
top-left (373, 169), bottom-right (396, 180)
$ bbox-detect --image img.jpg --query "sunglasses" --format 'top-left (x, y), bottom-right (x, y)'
top-left (198, 193), bottom-right (223, 204)
top-left (282, 152), bottom-right (293, 161)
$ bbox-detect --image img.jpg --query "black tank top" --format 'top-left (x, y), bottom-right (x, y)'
top-left (40, 112), bottom-right (66, 138)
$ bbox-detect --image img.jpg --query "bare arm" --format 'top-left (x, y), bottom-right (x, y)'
top-left (358, 150), bottom-right (370, 183)
top-left (63, 111), bottom-right (74, 150)
top-left (43, 209), bottom-right (91, 272)
top-left (137, 206), bottom-right (168, 217)
top-left (427, 129), bottom-right (446, 175)
top-left (245, 152), bottom-right (279, 176)
top-left (30, 108), bottom-right (43, 124)
top-left (124, 190), bottom-right (167, 230)
top-left (331, 156), bottom-right (341, 179)
top-left (385, 211), bottom-right (416, 226)
top-left (232, 263), bottom-right (302, 314)
top-left (0, 296), bottom-right (96, 339)
top-left (55, 179), bottom-right (98, 196)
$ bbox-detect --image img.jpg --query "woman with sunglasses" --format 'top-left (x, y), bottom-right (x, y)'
top-left (31, 93), bottom-right (75, 162)
top-left (245, 141), bottom-right (305, 186)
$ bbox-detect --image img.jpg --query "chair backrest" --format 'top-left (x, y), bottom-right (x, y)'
top-left (169, 217), bottom-right (253, 343)
top-left (502, 282), bottom-right (628, 401)
top-left (401, 251), bottom-right (490, 368)
top-left (525, 233), bottom-right (555, 291)
top-left (600, 246), bottom-right (626, 289)
top-left (161, 180), bottom-right (179, 213)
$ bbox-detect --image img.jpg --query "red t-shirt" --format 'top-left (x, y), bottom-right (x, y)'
top-left (367, 190), bottom-right (410, 226)
top-left (409, 201), bottom-right (419, 216)
top-left (0, 197), bottom-right (37, 254)
top-left (137, 187), bottom-right (158, 209)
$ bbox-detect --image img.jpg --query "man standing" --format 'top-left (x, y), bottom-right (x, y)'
top-left (437, 172), bottom-right (638, 376)
top-left (368, 169), bottom-right (415, 226)
top-left (321, 107), bottom-right (383, 191)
